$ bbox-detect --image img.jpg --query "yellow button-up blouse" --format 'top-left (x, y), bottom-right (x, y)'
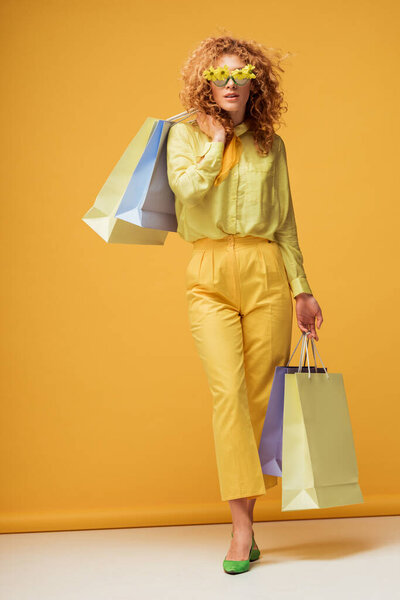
top-left (166, 119), bottom-right (312, 298)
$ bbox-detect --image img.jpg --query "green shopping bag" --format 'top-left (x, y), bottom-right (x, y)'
top-left (282, 333), bottom-right (364, 511)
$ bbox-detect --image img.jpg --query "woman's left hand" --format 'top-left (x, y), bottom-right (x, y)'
top-left (294, 293), bottom-right (323, 341)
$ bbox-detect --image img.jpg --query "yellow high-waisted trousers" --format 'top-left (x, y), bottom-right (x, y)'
top-left (185, 234), bottom-right (293, 501)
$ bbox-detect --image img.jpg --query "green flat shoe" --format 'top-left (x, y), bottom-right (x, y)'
top-left (223, 536), bottom-right (254, 574)
top-left (230, 529), bottom-right (260, 562)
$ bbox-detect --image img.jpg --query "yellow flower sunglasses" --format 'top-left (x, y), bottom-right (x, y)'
top-left (202, 63), bottom-right (257, 87)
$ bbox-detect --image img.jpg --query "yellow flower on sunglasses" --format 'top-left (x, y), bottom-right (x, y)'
top-left (232, 64), bottom-right (256, 79)
top-left (202, 63), bottom-right (257, 84)
top-left (215, 65), bottom-right (230, 79)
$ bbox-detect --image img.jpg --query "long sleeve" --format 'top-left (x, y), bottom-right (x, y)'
top-left (166, 122), bottom-right (225, 207)
top-left (274, 136), bottom-right (313, 298)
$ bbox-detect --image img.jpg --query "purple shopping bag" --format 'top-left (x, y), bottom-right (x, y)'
top-left (258, 333), bottom-right (328, 477)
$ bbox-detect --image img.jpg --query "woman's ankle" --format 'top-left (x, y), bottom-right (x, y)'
top-left (232, 519), bottom-right (252, 534)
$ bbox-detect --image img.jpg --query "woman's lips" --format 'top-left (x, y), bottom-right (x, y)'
top-left (224, 96), bottom-right (239, 101)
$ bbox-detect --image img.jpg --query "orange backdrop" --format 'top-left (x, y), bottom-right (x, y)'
top-left (1, 0), bottom-right (399, 533)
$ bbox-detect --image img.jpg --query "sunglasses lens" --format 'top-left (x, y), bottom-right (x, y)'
top-left (212, 75), bottom-right (250, 87)
top-left (213, 79), bottom-right (228, 87)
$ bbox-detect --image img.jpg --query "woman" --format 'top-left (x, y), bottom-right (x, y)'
top-left (166, 35), bottom-right (323, 574)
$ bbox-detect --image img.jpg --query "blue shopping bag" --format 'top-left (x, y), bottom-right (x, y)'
top-left (115, 109), bottom-right (197, 232)
top-left (258, 333), bottom-right (327, 477)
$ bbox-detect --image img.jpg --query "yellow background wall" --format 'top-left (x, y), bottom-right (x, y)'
top-left (1, 0), bottom-right (399, 533)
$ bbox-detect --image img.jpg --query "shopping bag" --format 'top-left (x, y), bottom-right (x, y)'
top-left (282, 333), bottom-right (364, 511)
top-left (258, 333), bottom-right (327, 477)
top-left (115, 109), bottom-right (198, 231)
top-left (81, 109), bottom-right (196, 244)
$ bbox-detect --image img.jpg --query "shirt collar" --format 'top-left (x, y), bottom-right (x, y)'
top-left (234, 120), bottom-right (250, 137)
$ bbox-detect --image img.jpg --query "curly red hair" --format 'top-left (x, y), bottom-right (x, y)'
top-left (178, 34), bottom-right (291, 155)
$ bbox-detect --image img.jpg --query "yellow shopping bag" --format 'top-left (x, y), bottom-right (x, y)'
top-left (282, 333), bottom-right (364, 511)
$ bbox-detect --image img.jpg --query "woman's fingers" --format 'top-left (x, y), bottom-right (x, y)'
top-left (309, 322), bottom-right (318, 341)
top-left (298, 317), bottom-right (318, 341)
top-left (195, 112), bottom-right (226, 139)
top-left (296, 297), bottom-right (323, 342)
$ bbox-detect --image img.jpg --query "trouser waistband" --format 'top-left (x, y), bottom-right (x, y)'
top-left (192, 234), bottom-right (274, 249)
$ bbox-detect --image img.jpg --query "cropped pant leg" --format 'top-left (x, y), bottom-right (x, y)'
top-left (185, 234), bottom-right (293, 502)
top-left (240, 240), bottom-right (293, 498)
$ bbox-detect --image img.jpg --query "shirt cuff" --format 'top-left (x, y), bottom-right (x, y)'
top-left (290, 276), bottom-right (313, 298)
top-left (196, 141), bottom-right (225, 171)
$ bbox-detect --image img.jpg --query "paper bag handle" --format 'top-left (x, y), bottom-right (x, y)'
top-left (299, 334), bottom-right (329, 379)
top-left (286, 332), bottom-right (314, 369)
top-left (166, 108), bottom-right (198, 123)
top-left (286, 332), bottom-right (329, 379)
top-left (308, 336), bottom-right (328, 378)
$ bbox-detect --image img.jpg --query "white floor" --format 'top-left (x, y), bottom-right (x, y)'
top-left (1, 515), bottom-right (399, 600)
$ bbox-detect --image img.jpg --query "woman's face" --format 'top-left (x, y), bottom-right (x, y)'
top-left (210, 54), bottom-right (252, 120)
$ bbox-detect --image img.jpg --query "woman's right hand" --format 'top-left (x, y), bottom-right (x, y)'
top-left (195, 111), bottom-right (226, 143)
